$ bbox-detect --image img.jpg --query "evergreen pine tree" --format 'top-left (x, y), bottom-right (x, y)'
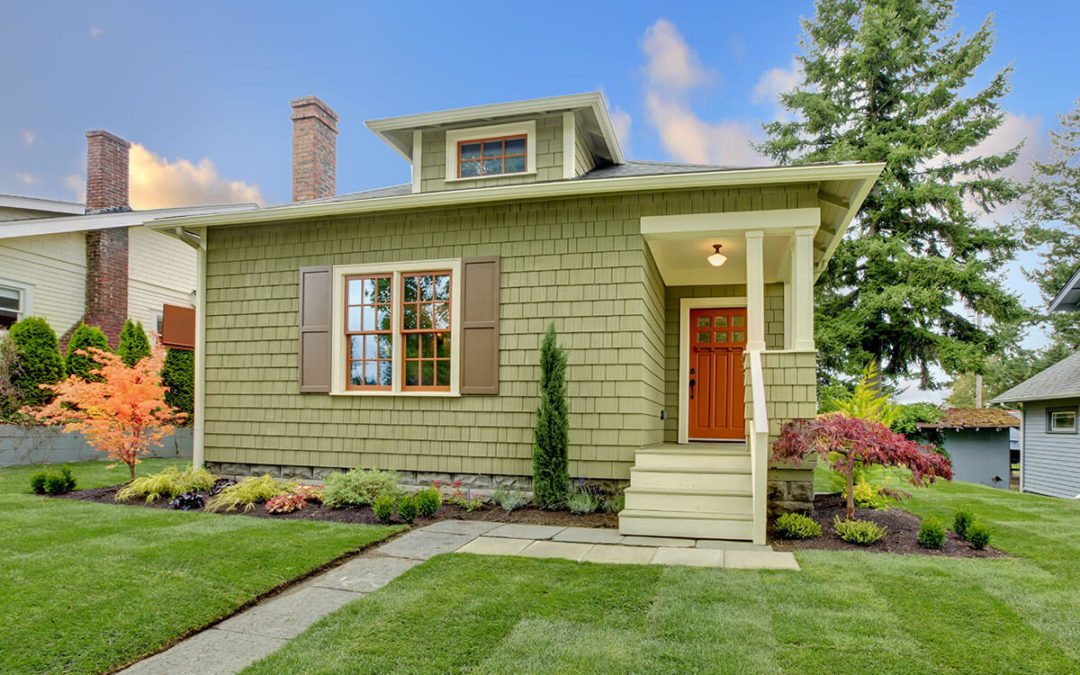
top-left (65, 323), bottom-right (111, 380)
top-left (161, 348), bottom-right (194, 420)
top-left (9, 317), bottom-right (64, 406)
top-left (532, 323), bottom-right (569, 508)
top-left (116, 319), bottom-right (151, 367)
top-left (758, 0), bottom-right (1027, 390)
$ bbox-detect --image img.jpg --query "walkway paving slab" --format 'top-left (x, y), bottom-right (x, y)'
top-left (121, 628), bottom-right (285, 675)
top-left (553, 527), bottom-right (624, 544)
top-left (694, 540), bottom-right (773, 552)
top-left (458, 536), bottom-right (534, 556)
top-left (652, 547), bottom-right (726, 568)
top-left (420, 520), bottom-right (503, 536)
top-left (486, 524), bottom-right (566, 540)
top-left (621, 535), bottom-right (695, 548)
top-left (582, 544), bottom-right (658, 565)
top-left (372, 530), bottom-right (474, 560)
top-left (215, 586), bottom-right (358, 640)
top-left (725, 549), bottom-right (801, 570)
top-left (520, 540), bottom-right (595, 562)
top-left (311, 555), bottom-right (421, 593)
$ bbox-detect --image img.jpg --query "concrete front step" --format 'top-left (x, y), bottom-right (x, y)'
top-left (624, 487), bottom-right (752, 513)
top-left (619, 509), bottom-right (754, 540)
top-left (629, 467), bottom-right (751, 491)
top-left (632, 448), bottom-right (750, 472)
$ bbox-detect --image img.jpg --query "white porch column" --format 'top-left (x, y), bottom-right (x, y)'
top-left (791, 227), bottom-right (816, 351)
top-left (745, 230), bottom-right (766, 352)
top-left (192, 230), bottom-right (206, 469)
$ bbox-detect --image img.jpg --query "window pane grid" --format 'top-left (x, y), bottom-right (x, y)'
top-left (458, 135), bottom-right (527, 178)
top-left (0, 286), bottom-right (21, 330)
top-left (401, 272), bottom-right (452, 390)
top-left (345, 274), bottom-right (392, 390)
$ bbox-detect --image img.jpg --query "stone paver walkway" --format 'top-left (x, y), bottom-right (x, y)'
top-left (121, 520), bottom-right (796, 674)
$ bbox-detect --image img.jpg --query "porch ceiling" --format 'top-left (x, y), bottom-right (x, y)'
top-left (646, 233), bottom-right (790, 286)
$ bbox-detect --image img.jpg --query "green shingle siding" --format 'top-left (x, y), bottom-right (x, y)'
top-left (203, 184), bottom-right (818, 480)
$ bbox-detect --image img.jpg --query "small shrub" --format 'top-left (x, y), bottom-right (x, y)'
top-left (65, 323), bottom-right (110, 380)
top-left (415, 486), bottom-right (442, 518)
top-left (292, 484), bottom-right (324, 503)
top-left (116, 466), bottom-right (216, 503)
top-left (169, 491), bottom-right (205, 511)
top-left (917, 515), bottom-right (946, 549)
top-left (953, 506), bottom-right (974, 540)
top-left (322, 468), bottom-right (400, 508)
top-left (602, 493), bottom-right (625, 513)
top-left (774, 512), bottom-right (822, 539)
top-left (493, 485), bottom-right (528, 512)
top-left (116, 319), bottom-right (151, 367)
top-left (206, 474), bottom-right (297, 512)
top-left (266, 494), bottom-right (307, 514)
top-left (397, 494), bottom-right (418, 523)
top-left (372, 494), bottom-right (395, 523)
top-left (833, 516), bottom-right (887, 545)
top-left (30, 466), bottom-right (76, 495)
top-left (967, 520), bottom-right (991, 550)
top-left (853, 477), bottom-right (893, 511)
top-left (9, 317), bottom-right (64, 406)
top-left (566, 490), bottom-right (599, 515)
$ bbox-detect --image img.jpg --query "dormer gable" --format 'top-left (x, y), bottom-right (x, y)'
top-left (364, 92), bottom-right (624, 193)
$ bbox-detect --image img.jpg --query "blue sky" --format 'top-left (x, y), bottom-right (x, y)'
top-left (3, 0), bottom-right (1077, 367)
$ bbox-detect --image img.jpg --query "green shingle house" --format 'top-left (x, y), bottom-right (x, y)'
top-left (151, 92), bottom-right (883, 543)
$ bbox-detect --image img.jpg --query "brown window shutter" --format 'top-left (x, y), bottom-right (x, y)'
top-left (298, 266), bottom-right (333, 393)
top-left (161, 304), bottom-right (195, 351)
top-left (460, 256), bottom-right (500, 394)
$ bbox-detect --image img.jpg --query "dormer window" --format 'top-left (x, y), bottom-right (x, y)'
top-left (458, 135), bottom-right (527, 178)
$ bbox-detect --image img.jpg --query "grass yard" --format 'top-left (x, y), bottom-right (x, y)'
top-left (0, 460), bottom-right (399, 674)
top-left (245, 478), bottom-right (1080, 674)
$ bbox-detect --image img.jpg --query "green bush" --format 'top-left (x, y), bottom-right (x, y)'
top-left (415, 487), bottom-right (441, 518)
top-left (372, 494), bottom-right (395, 523)
top-left (566, 490), bottom-right (598, 515)
top-left (30, 466), bottom-right (76, 495)
top-left (65, 323), bottom-right (110, 380)
top-left (774, 512), bottom-right (822, 539)
top-left (9, 317), bottom-right (64, 406)
top-left (602, 493), bottom-right (625, 513)
top-left (532, 323), bottom-right (569, 508)
top-left (953, 506), bottom-right (974, 540)
top-left (116, 319), bottom-right (151, 367)
top-left (967, 520), bottom-right (991, 550)
top-left (161, 348), bottom-right (194, 420)
top-left (917, 515), bottom-right (946, 549)
top-left (853, 477), bottom-right (893, 510)
top-left (116, 466), bottom-right (217, 503)
top-left (206, 475), bottom-right (296, 512)
top-left (397, 494), bottom-right (418, 524)
top-left (833, 516), bottom-right (887, 545)
top-left (493, 485), bottom-right (528, 512)
top-left (322, 468), bottom-right (400, 508)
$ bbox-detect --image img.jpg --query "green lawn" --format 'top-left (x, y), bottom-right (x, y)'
top-left (0, 460), bottom-right (399, 674)
top-left (245, 478), bottom-right (1080, 674)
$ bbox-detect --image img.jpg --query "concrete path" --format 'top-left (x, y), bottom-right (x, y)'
top-left (121, 521), bottom-right (796, 674)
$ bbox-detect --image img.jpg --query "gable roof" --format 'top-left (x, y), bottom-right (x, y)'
top-left (0, 193), bottom-right (84, 216)
top-left (0, 202), bottom-right (259, 240)
top-left (918, 407), bottom-right (1020, 429)
top-left (992, 351), bottom-right (1080, 404)
top-left (1049, 266), bottom-right (1080, 313)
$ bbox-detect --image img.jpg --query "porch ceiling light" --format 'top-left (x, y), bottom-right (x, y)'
top-left (707, 244), bottom-right (727, 267)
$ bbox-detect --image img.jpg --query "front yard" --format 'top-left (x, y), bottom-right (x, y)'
top-left (0, 460), bottom-right (398, 674)
top-left (243, 479), bottom-right (1080, 674)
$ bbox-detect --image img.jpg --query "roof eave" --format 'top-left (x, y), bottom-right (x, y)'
top-left (992, 392), bottom-right (1080, 405)
top-left (1048, 266), bottom-right (1080, 312)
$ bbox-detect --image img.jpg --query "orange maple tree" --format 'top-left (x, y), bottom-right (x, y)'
top-left (26, 344), bottom-right (185, 481)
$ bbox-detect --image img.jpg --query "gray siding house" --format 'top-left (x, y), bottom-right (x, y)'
top-left (918, 408), bottom-right (1019, 490)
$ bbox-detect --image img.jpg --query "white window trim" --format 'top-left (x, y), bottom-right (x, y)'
top-left (330, 258), bottom-right (462, 397)
top-left (0, 278), bottom-right (34, 330)
top-left (444, 121), bottom-right (536, 183)
top-left (1048, 406), bottom-right (1078, 434)
top-left (678, 296), bottom-right (748, 445)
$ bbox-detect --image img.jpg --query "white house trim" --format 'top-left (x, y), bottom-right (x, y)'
top-left (442, 121), bottom-right (536, 184)
top-left (678, 296), bottom-right (749, 445)
top-left (562, 111), bottom-right (576, 180)
top-left (745, 231), bottom-right (766, 353)
top-left (410, 130), bottom-right (423, 194)
top-left (641, 208), bottom-right (820, 238)
top-left (0, 277), bottom-right (34, 326)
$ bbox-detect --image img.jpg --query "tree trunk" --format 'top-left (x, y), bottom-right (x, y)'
top-left (128, 461), bottom-right (136, 482)
top-left (845, 467), bottom-right (855, 520)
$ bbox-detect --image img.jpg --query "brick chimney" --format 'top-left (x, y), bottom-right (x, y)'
top-left (290, 96), bottom-right (338, 202)
top-left (80, 130), bottom-right (131, 348)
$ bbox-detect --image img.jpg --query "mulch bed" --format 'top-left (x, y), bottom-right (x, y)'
top-left (770, 494), bottom-right (1006, 558)
top-left (59, 485), bottom-right (619, 528)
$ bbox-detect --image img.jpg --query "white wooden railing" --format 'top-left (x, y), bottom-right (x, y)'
top-left (747, 350), bottom-right (769, 545)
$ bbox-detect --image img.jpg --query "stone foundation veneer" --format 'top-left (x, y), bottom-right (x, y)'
top-left (767, 469), bottom-right (815, 517)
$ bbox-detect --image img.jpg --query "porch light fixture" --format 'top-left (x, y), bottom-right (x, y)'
top-left (707, 244), bottom-right (727, 267)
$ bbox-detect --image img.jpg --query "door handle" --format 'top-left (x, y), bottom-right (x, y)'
top-left (689, 378), bottom-right (696, 400)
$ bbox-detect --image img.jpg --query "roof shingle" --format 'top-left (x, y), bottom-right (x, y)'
top-left (991, 351), bottom-right (1080, 404)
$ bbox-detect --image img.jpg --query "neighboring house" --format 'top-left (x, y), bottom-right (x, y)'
top-left (150, 92), bottom-right (884, 543)
top-left (993, 270), bottom-right (1080, 499)
top-left (917, 408), bottom-right (1019, 490)
top-left (0, 130), bottom-right (256, 347)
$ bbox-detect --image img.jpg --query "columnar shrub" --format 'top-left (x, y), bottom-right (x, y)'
top-left (65, 323), bottom-right (110, 380)
top-left (161, 348), bottom-right (194, 420)
top-left (532, 323), bottom-right (569, 508)
top-left (9, 317), bottom-right (64, 406)
top-left (917, 515), bottom-right (946, 549)
top-left (116, 319), bottom-right (151, 367)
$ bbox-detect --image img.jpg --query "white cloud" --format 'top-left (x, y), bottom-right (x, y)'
top-left (15, 171), bottom-right (38, 185)
top-left (19, 130), bottom-right (36, 147)
top-left (751, 59), bottom-right (801, 122)
top-left (64, 174), bottom-right (85, 203)
top-left (639, 19), bottom-right (766, 166)
top-left (610, 105), bottom-right (632, 153)
top-left (129, 143), bottom-right (263, 210)
top-left (89, 27), bottom-right (104, 39)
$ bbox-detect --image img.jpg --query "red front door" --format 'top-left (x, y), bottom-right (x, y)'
top-left (688, 307), bottom-right (747, 440)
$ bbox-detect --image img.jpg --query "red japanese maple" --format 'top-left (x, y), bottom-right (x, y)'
top-left (26, 345), bottom-right (184, 481)
top-left (772, 414), bottom-right (952, 519)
